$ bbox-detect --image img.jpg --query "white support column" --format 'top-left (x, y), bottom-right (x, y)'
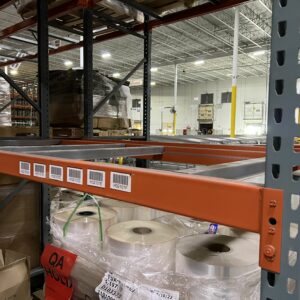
top-left (80, 36), bottom-right (84, 69)
top-left (230, 7), bottom-right (239, 138)
top-left (173, 64), bottom-right (178, 135)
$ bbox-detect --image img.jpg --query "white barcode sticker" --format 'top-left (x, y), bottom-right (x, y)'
top-left (87, 169), bottom-right (105, 188)
top-left (19, 161), bottom-right (31, 176)
top-left (110, 172), bottom-right (131, 192)
top-left (33, 163), bottom-right (46, 178)
top-left (49, 165), bottom-right (63, 181)
top-left (67, 167), bottom-right (83, 185)
top-left (96, 272), bottom-right (179, 300)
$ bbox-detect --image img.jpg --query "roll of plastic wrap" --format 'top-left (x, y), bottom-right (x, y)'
top-left (52, 206), bottom-right (117, 244)
top-left (176, 234), bottom-right (258, 278)
top-left (107, 220), bottom-right (179, 271)
top-left (176, 234), bottom-right (260, 300)
top-left (99, 198), bottom-right (137, 222)
top-left (134, 206), bottom-right (172, 220)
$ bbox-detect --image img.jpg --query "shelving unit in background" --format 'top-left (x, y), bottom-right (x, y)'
top-left (10, 83), bottom-right (38, 127)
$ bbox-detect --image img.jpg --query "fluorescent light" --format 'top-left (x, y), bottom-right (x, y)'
top-left (151, 67), bottom-right (158, 72)
top-left (102, 52), bottom-right (111, 59)
top-left (252, 50), bottom-right (266, 56)
top-left (151, 81), bottom-right (156, 86)
top-left (194, 60), bottom-right (204, 65)
top-left (112, 72), bottom-right (120, 78)
top-left (64, 60), bottom-right (73, 67)
top-left (10, 69), bottom-right (18, 75)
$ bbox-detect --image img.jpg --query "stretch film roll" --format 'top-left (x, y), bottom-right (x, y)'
top-left (176, 235), bottom-right (260, 300)
top-left (107, 220), bottom-right (179, 272)
top-left (100, 198), bottom-right (137, 222)
top-left (134, 206), bottom-right (172, 220)
top-left (52, 206), bottom-right (117, 246)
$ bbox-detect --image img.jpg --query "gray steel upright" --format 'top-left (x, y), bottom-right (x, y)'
top-left (142, 15), bottom-right (152, 141)
top-left (37, 0), bottom-right (50, 251)
top-left (37, 0), bottom-right (49, 139)
top-left (83, 8), bottom-right (94, 138)
top-left (262, 0), bottom-right (300, 298)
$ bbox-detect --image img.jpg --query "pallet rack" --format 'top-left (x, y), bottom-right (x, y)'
top-left (0, 0), bottom-right (297, 298)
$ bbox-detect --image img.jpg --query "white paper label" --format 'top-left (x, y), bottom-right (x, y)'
top-left (96, 272), bottom-right (179, 300)
top-left (19, 161), bottom-right (30, 176)
top-left (110, 172), bottom-right (131, 192)
top-left (33, 163), bottom-right (46, 178)
top-left (67, 167), bottom-right (83, 185)
top-left (87, 169), bottom-right (105, 188)
top-left (49, 165), bottom-right (63, 181)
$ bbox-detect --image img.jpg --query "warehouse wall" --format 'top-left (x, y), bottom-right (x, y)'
top-left (130, 76), bottom-right (269, 135)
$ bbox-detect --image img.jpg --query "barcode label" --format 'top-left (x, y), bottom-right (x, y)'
top-left (87, 169), bottom-right (105, 188)
top-left (19, 161), bottom-right (30, 176)
top-left (49, 165), bottom-right (63, 181)
top-left (110, 172), bottom-right (131, 192)
top-left (33, 163), bottom-right (46, 178)
top-left (67, 167), bottom-right (83, 185)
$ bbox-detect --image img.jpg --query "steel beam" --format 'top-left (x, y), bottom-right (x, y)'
top-left (0, 143), bottom-right (125, 152)
top-left (177, 158), bottom-right (265, 179)
top-left (24, 146), bottom-right (164, 160)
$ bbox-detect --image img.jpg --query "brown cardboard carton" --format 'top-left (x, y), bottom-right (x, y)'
top-left (0, 183), bottom-right (40, 268)
top-left (0, 249), bottom-right (31, 300)
top-left (97, 117), bottom-right (119, 130)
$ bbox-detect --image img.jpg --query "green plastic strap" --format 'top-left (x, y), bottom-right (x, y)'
top-left (62, 193), bottom-right (103, 241)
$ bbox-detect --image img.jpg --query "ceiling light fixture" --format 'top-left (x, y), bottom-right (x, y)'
top-left (10, 69), bottom-right (18, 75)
top-left (112, 72), bottom-right (120, 78)
top-left (151, 81), bottom-right (156, 86)
top-left (252, 50), bottom-right (266, 56)
top-left (64, 60), bottom-right (73, 67)
top-left (102, 52), bottom-right (111, 59)
top-left (194, 60), bottom-right (205, 65)
top-left (151, 67), bottom-right (158, 72)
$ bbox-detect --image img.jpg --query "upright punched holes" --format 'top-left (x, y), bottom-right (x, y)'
top-left (279, 0), bottom-right (287, 7)
top-left (278, 21), bottom-right (287, 37)
top-left (272, 164), bottom-right (280, 179)
top-left (274, 108), bottom-right (282, 123)
top-left (277, 51), bottom-right (285, 66)
top-left (273, 136), bottom-right (281, 151)
top-left (276, 79), bottom-right (284, 95)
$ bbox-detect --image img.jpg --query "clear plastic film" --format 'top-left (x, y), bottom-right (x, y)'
top-left (49, 196), bottom-right (260, 300)
top-left (175, 234), bottom-right (260, 300)
top-left (49, 70), bottom-right (130, 128)
top-left (101, 0), bottom-right (144, 23)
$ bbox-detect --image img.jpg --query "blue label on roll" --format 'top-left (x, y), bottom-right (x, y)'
top-left (207, 223), bottom-right (218, 234)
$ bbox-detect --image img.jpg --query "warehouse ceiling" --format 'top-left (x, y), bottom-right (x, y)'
top-left (0, 0), bottom-right (272, 86)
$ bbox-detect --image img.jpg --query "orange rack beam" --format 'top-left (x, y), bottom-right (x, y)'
top-left (0, 143), bottom-right (282, 273)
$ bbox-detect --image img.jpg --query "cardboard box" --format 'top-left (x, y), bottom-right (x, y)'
top-left (0, 249), bottom-right (31, 300)
top-left (0, 126), bottom-right (39, 137)
top-left (0, 183), bottom-right (41, 268)
top-left (50, 127), bottom-right (84, 138)
top-left (97, 117), bottom-right (120, 130)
